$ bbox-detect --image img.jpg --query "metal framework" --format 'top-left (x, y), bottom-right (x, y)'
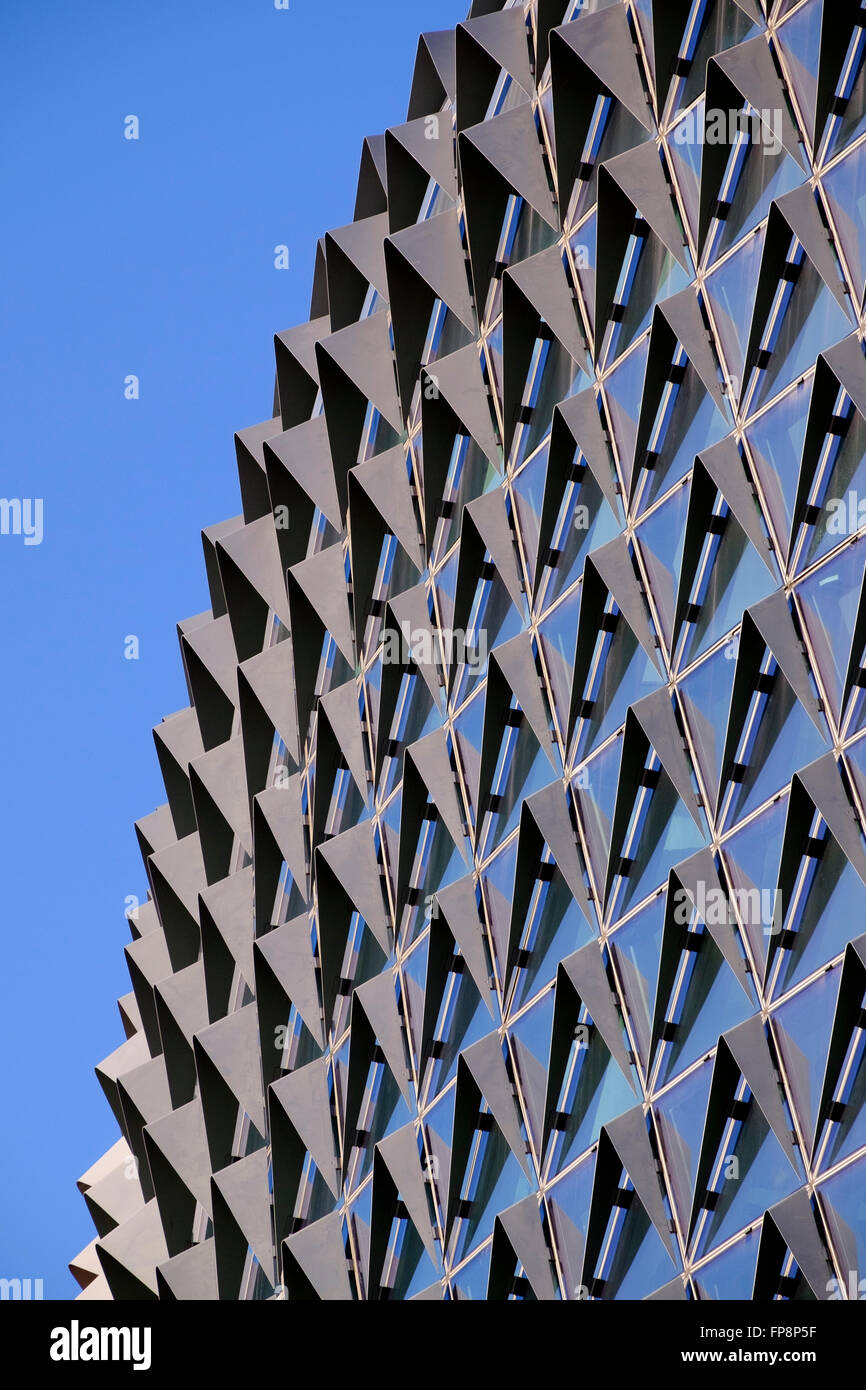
top-left (73, 0), bottom-right (866, 1302)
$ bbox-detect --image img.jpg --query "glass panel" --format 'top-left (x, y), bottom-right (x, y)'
top-left (608, 892), bottom-right (667, 1072)
top-left (814, 997), bottom-right (866, 1173)
top-left (678, 643), bottom-right (737, 805)
top-left (432, 544), bottom-right (459, 618)
top-left (378, 669), bottom-right (440, 803)
top-left (433, 434), bottom-right (501, 564)
top-left (745, 376), bottom-right (811, 550)
top-left (572, 735), bottom-right (624, 898)
top-left (692, 1228), bottom-right (760, 1299)
top-left (511, 441), bottom-right (549, 586)
top-left (400, 812), bottom-right (469, 946)
top-left (423, 962), bottom-right (489, 1103)
top-left (769, 832), bottom-right (866, 998)
top-left (610, 236), bottom-right (693, 362)
top-left (704, 228), bottom-right (765, 391)
top-left (667, 100), bottom-right (704, 247)
top-left (592, 1188), bottom-right (680, 1299)
top-left (794, 537), bottom-right (866, 717)
top-left (692, 1099), bottom-right (801, 1260)
top-left (632, 367), bottom-right (729, 517)
top-left (817, 1156), bottom-right (866, 1285)
top-left (450, 568), bottom-right (523, 709)
top-left (346, 1057), bottom-right (411, 1190)
top-left (544, 1021), bottom-right (636, 1179)
top-left (510, 864), bottom-right (595, 1012)
top-left (538, 586), bottom-right (582, 740)
top-left (450, 1114), bottom-right (533, 1264)
top-left (653, 1058), bottom-right (714, 1231)
top-left (546, 1154), bottom-right (595, 1299)
top-left (423, 1083), bottom-right (455, 1235)
top-left (635, 483), bottom-right (690, 650)
top-left (602, 335), bottom-right (650, 497)
top-left (775, 0), bottom-right (822, 138)
top-left (509, 201), bottom-right (559, 270)
top-left (822, 139), bottom-right (866, 300)
top-left (711, 143), bottom-right (803, 265)
top-left (609, 764), bottom-right (708, 920)
top-left (678, 508), bottom-right (778, 669)
top-left (452, 685), bottom-right (485, 823)
top-left (792, 405), bottom-right (866, 576)
top-left (721, 795), bottom-right (787, 979)
top-left (485, 320), bottom-right (503, 407)
top-left (514, 341), bottom-right (586, 466)
top-left (573, 611), bottom-right (663, 762)
top-left (481, 837), bottom-right (518, 989)
top-left (718, 663), bottom-right (826, 830)
top-left (567, 102), bottom-right (652, 226)
top-left (537, 462), bottom-right (621, 611)
top-left (653, 928), bottom-right (754, 1089)
top-left (822, 21), bottom-right (866, 160)
top-left (771, 966), bottom-right (842, 1142)
top-left (746, 259), bottom-right (851, 413)
top-left (508, 987), bottom-right (555, 1156)
top-left (329, 916), bottom-right (388, 1037)
top-left (482, 721), bottom-right (556, 856)
top-left (400, 934), bottom-right (430, 1073)
top-left (381, 1223), bottom-right (441, 1301)
top-left (675, 0), bottom-right (760, 113)
top-left (450, 1242), bottom-right (492, 1300)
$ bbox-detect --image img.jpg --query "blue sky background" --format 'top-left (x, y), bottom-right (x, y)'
top-left (0, 0), bottom-right (467, 1298)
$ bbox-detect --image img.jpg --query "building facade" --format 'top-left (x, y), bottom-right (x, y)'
top-left (73, 0), bottom-right (866, 1301)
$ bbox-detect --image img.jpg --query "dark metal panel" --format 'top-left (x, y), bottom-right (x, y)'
top-left (96, 1202), bottom-right (166, 1300)
top-left (456, 10), bottom-right (534, 134)
top-left (407, 30), bottom-right (457, 123)
top-left (156, 1238), bottom-right (218, 1301)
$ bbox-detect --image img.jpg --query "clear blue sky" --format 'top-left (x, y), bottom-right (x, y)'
top-left (0, 0), bottom-right (468, 1298)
